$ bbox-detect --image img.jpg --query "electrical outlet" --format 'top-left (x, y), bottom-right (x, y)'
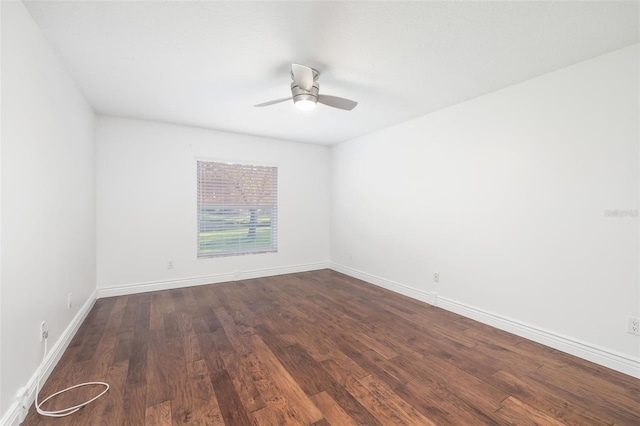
top-left (39, 321), bottom-right (46, 342)
top-left (167, 260), bottom-right (174, 269)
top-left (433, 273), bottom-right (439, 283)
top-left (67, 292), bottom-right (72, 309)
top-left (18, 387), bottom-right (29, 422)
top-left (628, 317), bottom-right (640, 336)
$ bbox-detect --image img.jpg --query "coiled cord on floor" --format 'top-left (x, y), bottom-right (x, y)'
top-left (35, 334), bottom-right (109, 417)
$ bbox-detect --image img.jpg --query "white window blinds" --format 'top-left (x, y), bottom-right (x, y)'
top-left (197, 161), bottom-right (278, 258)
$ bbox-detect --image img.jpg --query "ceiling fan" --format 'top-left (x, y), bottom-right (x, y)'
top-left (255, 64), bottom-right (358, 111)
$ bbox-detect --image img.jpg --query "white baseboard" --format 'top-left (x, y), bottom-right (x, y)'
top-left (329, 262), bottom-right (640, 379)
top-left (435, 296), bottom-right (640, 379)
top-left (1, 289), bottom-right (97, 426)
top-left (97, 262), bottom-right (330, 298)
top-left (331, 263), bottom-right (437, 305)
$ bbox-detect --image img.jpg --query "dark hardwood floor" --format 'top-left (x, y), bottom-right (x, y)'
top-left (24, 269), bottom-right (640, 425)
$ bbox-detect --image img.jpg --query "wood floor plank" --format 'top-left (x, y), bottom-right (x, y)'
top-left (420, 352), bottom-right (510, 412)
top-left (489, 369), bottom-right (614, 425)
top-left (161, 289), bottom-right (175, 315)
top-left (182, 327), bottom-right (204, 365)
top-left (136, 293), bottom-right (152, 325)
top-left (208, 369), bottom-right (253, 426)
top-left (74, 299), bottom-right (116, 362)
top-left (494, 396), bottom-right (566, 426)
top-left (125, 319), bottom-right (150, 386)
top-left (309, 391), bottom-right (358, 426)
top-left (254, 338), bottom-right (325, 393)
top-left (149, 293), bottom-right (164, 331)
top-left (112, 329), bottom-right (134, 364)
top-left (145, 328), bottom-right (171, 407)
top-left (357, 374), bottom-right (438, 425)
top-left (22, 270), bottom-right (640, 425)
top-left (536, 361), bottom-right (640, 413)
top-left (250, 406), bottom-right (290, 426)
top-left (394, 378), bottom-right (500, 425)
top-left (162, 338), bottom-right (192, 423)
top-left (163, 314), bottom-right (182, 342)
top-left (220, 351), bottom-right (267, 413)
top-left (121, 382), bottom-right (147, 426)
top-left (92, 360), bottom-right (129, 426)
top-left (184, 359), bottom-right (225, 425)
top-left (342, 373), bottom-right (429, 425)
top-left (145, 400), bottom-right (172, 425)
top-left (214, 306), bottom-right (255, 356)
top-left (526, 366), bottom-right (640, 424)
top-left (249, 335), bottom-right (324, 425)
top-left (170, 288), bottom-right (188, 314)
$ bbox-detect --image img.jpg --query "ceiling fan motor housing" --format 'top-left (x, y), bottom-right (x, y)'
top-left (291, 81), bottom-right (319, 103)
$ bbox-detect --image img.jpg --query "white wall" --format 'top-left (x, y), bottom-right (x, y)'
top-left (331, 45), bottom-right (640, 374)
top-left (1, 0), bottom-right (96, 421)
top-left (0, 0), bottom-right (4, 414)
top-left (96, 116), bottom-right (330, 294)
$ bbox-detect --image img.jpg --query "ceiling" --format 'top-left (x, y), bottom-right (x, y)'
top-left (23, 1), bottom-right (639, 146)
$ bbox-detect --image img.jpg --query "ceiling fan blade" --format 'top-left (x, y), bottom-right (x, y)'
top-left (318, 95), bottom-right (358, 111)
top-left (254, 97), bottom-right (293, 107)
top-left (291, 63), bottom-right (315, 91)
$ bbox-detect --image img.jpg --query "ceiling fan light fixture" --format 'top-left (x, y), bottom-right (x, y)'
top-left (292, 81), bottom-right (319, 111)
top-left (294, 98), bottom-right (317, 111)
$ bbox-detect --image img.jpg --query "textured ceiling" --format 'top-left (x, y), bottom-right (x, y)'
top-left (23, 1), bottom-right (639, 145)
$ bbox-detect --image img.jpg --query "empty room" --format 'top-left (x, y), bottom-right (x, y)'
top-left (1, 1), bottom-right (639, 425)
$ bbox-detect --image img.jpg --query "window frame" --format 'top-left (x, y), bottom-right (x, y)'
top-left (196, 159), bottom-right (278, 258)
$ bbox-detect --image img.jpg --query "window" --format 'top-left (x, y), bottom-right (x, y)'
top-left (197, 161), bottom-right (277, 258)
